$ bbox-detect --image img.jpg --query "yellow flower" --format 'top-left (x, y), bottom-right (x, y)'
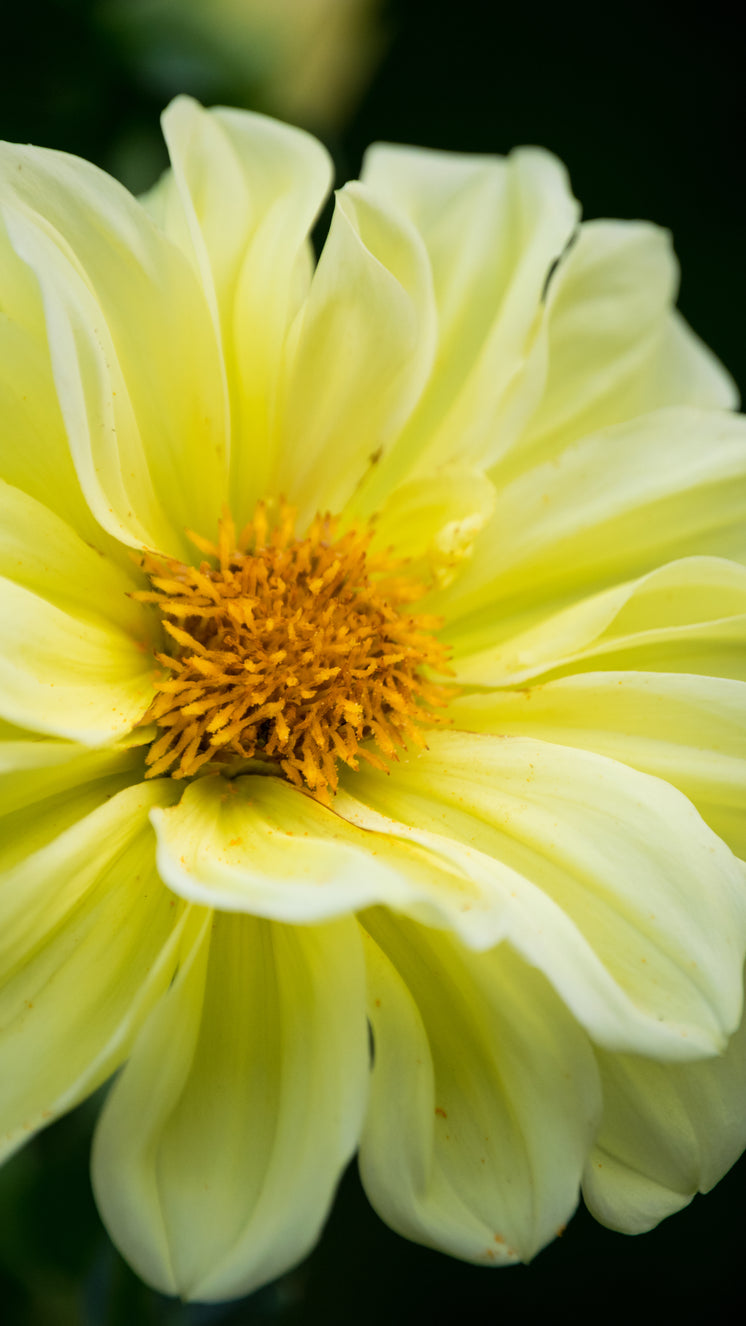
top-left (1, 96), bottom-right (745, 1302)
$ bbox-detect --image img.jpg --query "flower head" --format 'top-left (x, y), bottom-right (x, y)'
top-left (1, 96), bottom-right (745, 1302)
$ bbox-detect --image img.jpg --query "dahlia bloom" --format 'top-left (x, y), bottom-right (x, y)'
top-left (1, 96), bottom-right (745, 1302)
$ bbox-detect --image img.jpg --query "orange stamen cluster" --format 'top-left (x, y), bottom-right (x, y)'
top-left (133, 504), bottom-right (451, 798)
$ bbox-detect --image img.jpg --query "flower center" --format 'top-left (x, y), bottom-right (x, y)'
top-left (134, 504), bottom-right (451, 798)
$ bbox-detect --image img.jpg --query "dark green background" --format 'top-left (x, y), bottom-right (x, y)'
top-left (1, 1), bottom-right (744, 1322)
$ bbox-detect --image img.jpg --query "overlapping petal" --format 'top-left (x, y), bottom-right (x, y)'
top-left (275, 182), bottom-right (437, 524)
top-left (0, 138), bottom-right (228, 555)
top-left (148, 96), bottom-right (333, 522)
top-left (451, 673), bottom-right (746, 859)
top-left (356, 143), bottom-right (579, 498)
top-left (0, 480), bottom-right (157, 741)
top-left (342, 732), bottom-right (746, 1057)
top-left (150, 769), bottom-right (497, 941)
top-left (0, 775), bottom-right (184, 1162)
top-left (505, 220), bottom-right (738, 478)
top-left (92, 911), bottom-right (368, 1302)
top-left (438, 408), bottom-right (746, 653)
top-left (582, 986), bottom-right (746, 1233)
top-left (451, 557), bottom-right (746, 686)
top-left (360, 912), bottom-right (600, 1263)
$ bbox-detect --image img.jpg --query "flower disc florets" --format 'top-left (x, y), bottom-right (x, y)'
top-left (134, 503), bottom-right (451, 797)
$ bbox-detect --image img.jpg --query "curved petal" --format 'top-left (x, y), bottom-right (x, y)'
top-left (151, 770), bottom-right (498, 936)
top-left (0, 729), bottom-right (146, 823)
top-left (451, 672), bottom-right (746, 859)
top-left (356, 144), bottom-right (579, 502)
top-left (148, 97), bottom-right (333, 523)
top-left (0, 139), bottom-right (227, 555)
top-left (0, 478), bottom-right (153, 637)
top-left (0, 297), bottom-right (113, 551)
top-left (342, 731), bottom-right (746, 1058)
top-left (451, 557), bottom-right (746, 686)
top-left (582, 985), bottom-right (746, 1233)
top-left (0, 455), bottom-right (158, 744)
top-left (508, 220), bottom-right (738, 477)
top-left (359, 911), bottom-right (600, 1262)
top-left (438, 408), bottom-right (746, 647)
top-left (274, 181), bottom-right (437, 524)
top-left (0, 577), bottom-right (156, 742)
top-left (92, 911), bottom-right (368, 1302)
top-left (0, 778), bottom-right (184, 1161)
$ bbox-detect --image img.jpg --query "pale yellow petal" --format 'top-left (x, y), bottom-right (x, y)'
top-left (357, 144), bottom-right (578, 503)
top-left (150, 771), bottom-right (497, 939)
top-left (0, 779), bottom-right (183, 1161)
top-left (0, 478), bottom-right (153, 637)
top-left (507, 220), bottom-right (738, 477)
top-left (360, 912), bottom-right (600, 1262)
top-left (274, 181), bottom-right (437, 523)
top-left (452, 556), bottom-right (746, 685)
top-left (438, 408), bottom-right (746, 649)
top-left (451, 672), bottom-right (746, 859)
top-left (0, 731), bottom-right (145, 822)
top-left (149, 96), bottom-right (333, 522)
top-left (0, 577), bottom-right (157, 742)
top-left (92, 912), bottom-right (368, 1302)
top-left (0, 141), bottom-right (227, 555)
top-left (0, 459), bottom-right (157, 744)
top-left (343, 732), bottom-right (746, 1058)
top-left (582, 985), bottom-right (746, 1233)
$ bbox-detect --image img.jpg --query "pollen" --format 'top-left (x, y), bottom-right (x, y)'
top-left (133, 504), bottom-right (452, 798)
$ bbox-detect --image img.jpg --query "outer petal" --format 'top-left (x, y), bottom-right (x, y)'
top-left (359, 911), bottom-right (600, 1262)
top-left (149, 97), bottom-right (333, 522)
top-left (0, 472), bottom-right (158, 743)
top-left (508, 219), bottom-right (738, 477)
top-left (0, 139), bottom-right (227, 555)
top-left (342, 732), bottom-right (746, 1058)
top-left (356, 144), bottom-right (578, 501)
top-left (0, 218), bottom-right (143, 568)
top-left (92, 911), bottom-right (368, 1302)
top-left (0, 777), bottom-right (184, 1161)
top-left (582, 990), bottom-right (746, 1233)
top-left (437, 408), bottom-right (746, 648)
top-left (274, 181), bottom-right (437, 524)
top-left (451, 672), bottom-right (746, 859)
top-left (451, 556), bottom-right (746, 686)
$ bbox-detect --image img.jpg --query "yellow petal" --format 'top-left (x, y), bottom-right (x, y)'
top-left (0, 478), bottom-right (153, 638)
top-left (452, 556), bottom-right (746, 685)
top-left (360, 912), bottom-right (600, 1262)
top-left (344, 731), bottom-right (746, 1058)
top-left (451, 672), bottom-right (746, 859)
top-left (0, 730), bottom-right (145, 824)
top-left (274, 181), bottom-right (437, 523)
top-left (92, 911), bottom-right (368, 1302)
top-left (439, 407), bottom-right (746, 650)
top-left (582, 983), bottom-right (746, 1233)
top-left (149, 96), bottom-right (333, 523)
top-left (357, 144), bottom-right (578, 497)
top-left (0, 778), bottom-right (183, 1161)
top-left (151, 771), bottom-right (494, 937)
top-left (510, 220), bottom-right (738, 476)
top-left (0, 139), bottom-right (228, 555)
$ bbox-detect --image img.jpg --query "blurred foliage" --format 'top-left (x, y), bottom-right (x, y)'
top-left (0, 0), bottom-right (744, 1321)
